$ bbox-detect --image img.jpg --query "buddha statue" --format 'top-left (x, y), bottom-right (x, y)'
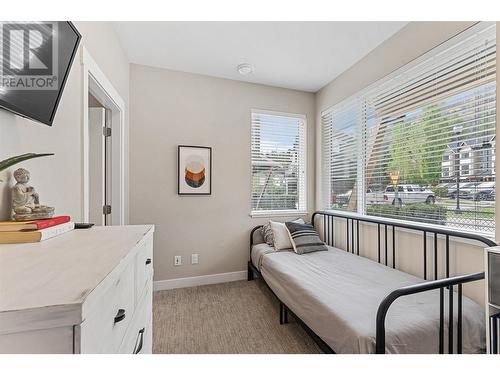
top-left (11, 168), bottom-right (54, 221)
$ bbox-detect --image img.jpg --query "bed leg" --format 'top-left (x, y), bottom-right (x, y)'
top-left (279, 302), bottom-right (289, 325)
top-left (247, 261), bottom-right (254, 281)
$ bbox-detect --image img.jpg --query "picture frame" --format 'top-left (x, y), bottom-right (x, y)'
top-left (177, 145), bottom-right (212, 195)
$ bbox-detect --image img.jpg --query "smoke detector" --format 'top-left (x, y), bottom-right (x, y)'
top-left (237, 63), bottom-right (254, 75)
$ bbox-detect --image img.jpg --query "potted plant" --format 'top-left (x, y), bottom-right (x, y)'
top-left (0, 153), bottom-right (54, 182)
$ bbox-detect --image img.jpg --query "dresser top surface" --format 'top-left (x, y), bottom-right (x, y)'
top-left (0, 225), bottom-right (154, 313)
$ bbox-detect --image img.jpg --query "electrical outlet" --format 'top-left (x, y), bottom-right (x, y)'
top-left (191, 254), bottom-right (199, 264)
top-left (174, 255), bottom-right (182, 266)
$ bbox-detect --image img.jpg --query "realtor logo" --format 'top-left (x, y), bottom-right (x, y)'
top-left (0, 22), bottom-right (59, 90)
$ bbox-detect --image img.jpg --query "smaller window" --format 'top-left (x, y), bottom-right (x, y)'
top-left (461, 152), bottom-right (470, 159)
top-left (251, 110), bottom-right (307, 216)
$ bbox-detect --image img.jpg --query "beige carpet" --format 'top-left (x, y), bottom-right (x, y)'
top-left (153, 279), bottom-right (322, 354)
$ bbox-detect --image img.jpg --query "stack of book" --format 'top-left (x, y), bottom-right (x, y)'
top-left (490, 312), bottom-right (500, 354)
top-left (0, 216), bottom-right (74, 244)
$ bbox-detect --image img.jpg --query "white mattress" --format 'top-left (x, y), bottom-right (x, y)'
top-left (251, 243), bottom-right (278, 271)
top-left (252, 244), bottom-right (485, 354)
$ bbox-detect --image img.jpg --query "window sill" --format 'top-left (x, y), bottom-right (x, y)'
top-left (250, 210), bottom-right (308, 219)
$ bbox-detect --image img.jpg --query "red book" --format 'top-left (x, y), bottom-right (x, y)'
top-left (0, 216), bottom-right (71, 232)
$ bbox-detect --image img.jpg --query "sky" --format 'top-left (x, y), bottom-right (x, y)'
top-left (257, 113), bottom-right (301, 153)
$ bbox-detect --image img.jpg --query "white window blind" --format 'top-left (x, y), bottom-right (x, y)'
top-left (321, 99), bottom-right (361, 211)
top-left (251, 110), bottom-right (307, 215)
top-left (322, 22), bottom-right (496, 234)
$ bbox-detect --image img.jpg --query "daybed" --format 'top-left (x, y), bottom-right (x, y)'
top-left (248, 210), bottom-right (496, 354)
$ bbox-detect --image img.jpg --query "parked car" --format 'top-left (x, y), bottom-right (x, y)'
top-left (383, 184), bottom-right (435, 205)
top-left (366, 187), bottom-right (385, 205)
top-left (447, 182), bottom-right (480, 200)
top-left (489, 190), bottom-right (496, 201)
top-left (470, 182), bottom-right (496, 201)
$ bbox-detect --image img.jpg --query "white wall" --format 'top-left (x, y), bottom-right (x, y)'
top-left (129, 64), bottom-right (315, 281)
top-left (0, 22), bottom-right (129, 223)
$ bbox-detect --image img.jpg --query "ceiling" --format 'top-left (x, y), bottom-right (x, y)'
top-left (112, 22), bottom-right (407, 92)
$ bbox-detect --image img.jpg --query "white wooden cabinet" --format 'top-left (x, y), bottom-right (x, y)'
top-left (0, 225), bottom-right (154, 354)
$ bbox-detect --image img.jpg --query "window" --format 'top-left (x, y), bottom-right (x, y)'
top-left (251, 110), bottom-right (307, 215)
top-left (321, 99), bottom-right (360, 211)
top-left (461, 164), bottom-right (470, 175)
top-left (321, 22), bottom-right (496, 234)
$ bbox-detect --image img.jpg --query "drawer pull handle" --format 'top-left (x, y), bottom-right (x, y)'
top-left (134, 328), bottom-right (145, 354)
top-left (145, 258), bottom-right (152, 265)
top-left (114, 309), bottom-right (126, 323)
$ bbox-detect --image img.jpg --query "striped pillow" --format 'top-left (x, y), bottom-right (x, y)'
top-left (285, 222), bottom-right (327, 255)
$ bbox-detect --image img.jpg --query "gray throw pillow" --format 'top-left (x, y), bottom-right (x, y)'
top-left (285, 222), bottom-right (327, 255)
top-left (261, 222), bottom-right (274, 246)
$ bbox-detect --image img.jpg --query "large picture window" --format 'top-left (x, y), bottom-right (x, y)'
top-left (322, 22), bottom-right (496, 234)
top-left (251, 110), bottom-right (307, 215)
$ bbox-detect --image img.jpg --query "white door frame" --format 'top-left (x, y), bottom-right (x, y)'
top-left (81, 46), bottom-right (126, 224)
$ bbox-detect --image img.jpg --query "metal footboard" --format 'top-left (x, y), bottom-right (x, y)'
top-left (376, 271), bottom-right (484, 354)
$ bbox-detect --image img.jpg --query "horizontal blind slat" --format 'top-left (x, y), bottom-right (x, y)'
top-left (251, 111), bottom-right (307, 213)
top-left (321, 22), bottom-right (496, 233)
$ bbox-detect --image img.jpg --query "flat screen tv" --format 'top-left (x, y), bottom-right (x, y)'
top-left (0, 21), bottom-right (81, 126)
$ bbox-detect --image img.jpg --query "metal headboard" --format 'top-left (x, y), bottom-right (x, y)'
top-left (312, 210), bottom-right (496, 280)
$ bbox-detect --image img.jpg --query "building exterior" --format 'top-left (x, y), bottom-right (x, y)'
top-left (442, 136), bottom-right (496, 181)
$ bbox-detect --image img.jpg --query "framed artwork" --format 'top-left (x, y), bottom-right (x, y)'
top-left (178, 145), bottom-right (212, 195)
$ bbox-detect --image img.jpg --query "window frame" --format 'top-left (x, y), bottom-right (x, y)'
top-left (250, 109), bottom-right (308, 218)
top-left (320, 22), bottom-right (496, 236)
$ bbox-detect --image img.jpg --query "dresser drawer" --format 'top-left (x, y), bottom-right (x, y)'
top-left (119, 283), bottom-right (152, 354)
top-left (135, 236), bottom-right (153, 302)
top-left (80, 261), bottom-right (136, 353)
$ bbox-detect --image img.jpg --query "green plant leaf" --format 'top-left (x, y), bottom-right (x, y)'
top-left (0, 153), bottom-right (54, 173)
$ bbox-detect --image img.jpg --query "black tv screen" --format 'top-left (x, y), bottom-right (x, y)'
top-left (0, 21), bottom-right (81, 126)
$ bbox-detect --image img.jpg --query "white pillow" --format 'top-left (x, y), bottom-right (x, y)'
top-left (270, 219), bottom-right (305, 250)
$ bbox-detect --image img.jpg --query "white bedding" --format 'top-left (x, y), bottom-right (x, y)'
top-left (252, 243), bottom-right (485, 354)
top-left (250, 243), bottom-right (277, 271)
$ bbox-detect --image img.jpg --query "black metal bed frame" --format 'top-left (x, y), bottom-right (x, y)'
top-left (248, 210), bottom-right (496, 354)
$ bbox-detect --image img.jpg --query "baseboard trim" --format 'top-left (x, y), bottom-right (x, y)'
top-left (153, 270), bottom-right (247, 291)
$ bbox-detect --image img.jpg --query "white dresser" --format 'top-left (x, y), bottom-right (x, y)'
top-left (0, 225), bottom-right (154, 354)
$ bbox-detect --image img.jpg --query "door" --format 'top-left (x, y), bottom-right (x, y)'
top-left (88, 107), bottom-right (111, 225)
